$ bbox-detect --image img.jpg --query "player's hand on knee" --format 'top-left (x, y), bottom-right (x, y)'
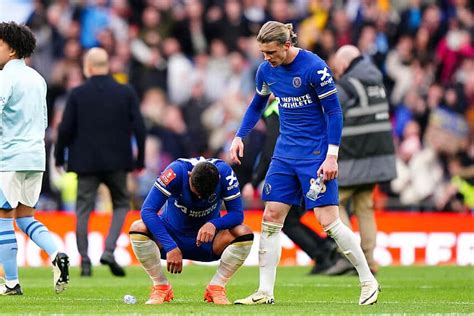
top-left (318, 155), bottom-right (338, 181)
top-left (166, 247), bottom-right (183, 274)
top-left (229, 137), bottom-right (244, 165)
top-left (196, 222), bottom-right (216, 247)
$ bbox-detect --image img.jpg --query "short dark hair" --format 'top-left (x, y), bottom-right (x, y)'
top-left (190, 162), bottom-right (220, 199)
top-left (0, 22), bottom-right (36, 58)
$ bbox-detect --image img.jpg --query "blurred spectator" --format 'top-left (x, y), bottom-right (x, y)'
top-left (207, 0), bottom-right (252, 52)
top-left (80, 0), bottom-right (110, 49)
top-left (149, 105), bottom-right (191, 161)
top-left (328, 8), bottom-right (352, 47)
top-left (172, 0), bottom-right (210, 57)
top-left (182, 80), bottom-right (211, 156)
top-left (436, 19), bottom-right (473, 84)
top-left (386, 35), bottom-right (415, 105)
top-left (399, 0), bottom-right (423, 36)
top-left (162, 37), bottom-right (194, 106)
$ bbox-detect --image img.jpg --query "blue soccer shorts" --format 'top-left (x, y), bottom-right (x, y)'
top-left (159, 220), bottom-right (221, 262)
top-left (261, 157), bottom-right (339, 210)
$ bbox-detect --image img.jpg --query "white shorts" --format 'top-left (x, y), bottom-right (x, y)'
top-left (0, 171), bottom-right (43, 209)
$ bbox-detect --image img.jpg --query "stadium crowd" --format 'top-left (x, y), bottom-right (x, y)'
top-left (3, 0), bottom-right (472, 213)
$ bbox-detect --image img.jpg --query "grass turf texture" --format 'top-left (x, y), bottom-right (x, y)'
top-left (1, 266), bottom-right (472, 314)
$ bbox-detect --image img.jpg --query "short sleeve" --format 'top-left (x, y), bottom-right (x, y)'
top-left (218, 163), bottom-right (241, 202)
top-left (154, 161), bottom-right (183, 197)
top-left (309, 61), bottom-right (338, 100)
top-left (255, 63), bottom-right (271, 96)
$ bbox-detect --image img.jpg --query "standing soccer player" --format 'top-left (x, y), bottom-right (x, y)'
top-left (0, 22), bottom-right (69, 295)
top-left (230, 21), bottom-right (380, 305)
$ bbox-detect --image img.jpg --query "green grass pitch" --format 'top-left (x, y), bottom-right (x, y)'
top-left (1, 265), bottom-right (473, 314)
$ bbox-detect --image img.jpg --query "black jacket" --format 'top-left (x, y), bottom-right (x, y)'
top-left (336, 57), bottom-right (397, 186)
top-left (55, 75), bottom-right (146, 173)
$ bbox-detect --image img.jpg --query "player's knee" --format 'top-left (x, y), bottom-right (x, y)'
top-left (230, 224), bottom-right (253, 239)
top-left (315, 205), bottom-right (339, 228)
top-left (262, 209), bottom-right (285, 223)
top-left (129, 220), bottom-right (147, 235)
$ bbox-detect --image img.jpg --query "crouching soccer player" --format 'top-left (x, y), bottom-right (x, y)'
top-left (129, 158), bottom-right (253, 304)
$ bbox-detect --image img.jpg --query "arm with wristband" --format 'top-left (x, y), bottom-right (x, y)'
top-left (310, 64), bottom-right (343, 180)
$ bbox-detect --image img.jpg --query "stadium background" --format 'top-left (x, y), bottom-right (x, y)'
top-left (0, 0), bottom-right (472, 267)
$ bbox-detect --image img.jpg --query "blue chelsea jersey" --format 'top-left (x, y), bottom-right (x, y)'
top-left (256, 49), bottom-right (338, 160)
top-left (153, 157), bottom-right (241, 234)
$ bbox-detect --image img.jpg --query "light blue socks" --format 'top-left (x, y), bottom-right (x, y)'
top-left (16, 216), bottom-right (58, 259)
top-left (0, 218), bottom-right (19, 284)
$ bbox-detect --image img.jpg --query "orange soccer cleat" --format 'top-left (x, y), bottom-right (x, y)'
top-left (145, 284), bottom-right (174, 305)
top-left (204, 285), bottom-right (231, 305)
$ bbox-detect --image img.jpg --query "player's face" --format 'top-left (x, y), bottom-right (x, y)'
top-left (0, 39), bottom-right (14, 70)
top-left (259, 41), bottom-right (290, 67)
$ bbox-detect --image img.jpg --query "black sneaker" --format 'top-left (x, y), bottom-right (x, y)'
top-left (0, 283), bottom-right (23, 295)
top-left (52, 252), bottom-right (70, 293)
top-left (308, 259), bottom-right (332, 275)
top-left (100, 253), bottom-right (125, 277)
top-left (80, 260), bottom-right (92, 277)
top-left (324, 257), bottom-right (357, 276)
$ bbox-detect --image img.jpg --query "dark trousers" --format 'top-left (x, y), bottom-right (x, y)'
top-left (282, 205), bottom-right (335, 264)
top-left (76, 171), bottom-right (129, 262)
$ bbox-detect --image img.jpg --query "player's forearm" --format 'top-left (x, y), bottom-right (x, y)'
top-left (236, 93), bottom-right (269, 138)
top-left (321, 93), bottom-right (343, 147)
top-left (140, 188), bottom-right (178, 252)
top-left (211, 198), bottom-right (244, 230)
top-left (141, 209), bottom-right (178, 252)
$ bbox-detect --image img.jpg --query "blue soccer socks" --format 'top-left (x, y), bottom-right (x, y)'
top-left (0, 218), bottom-right (19, 284)
top-left (16, 216), bottom-right (58, 259)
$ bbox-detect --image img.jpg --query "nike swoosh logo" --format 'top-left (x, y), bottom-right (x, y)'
top-left (267, 82), bottom-right (277, 86)
top-left (360, 290), bottom-right (377, 304)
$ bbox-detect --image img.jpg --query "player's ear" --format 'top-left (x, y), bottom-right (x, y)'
top-left (188, 171), bottom-right (192, 177)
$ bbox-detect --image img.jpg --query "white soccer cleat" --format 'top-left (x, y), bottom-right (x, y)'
top-left (359, 280), bottom-right (380, 305)
top-left (234, 291), bottom-right (275, 305)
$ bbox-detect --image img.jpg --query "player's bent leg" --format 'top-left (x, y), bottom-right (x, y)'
top-left (234, 202), bottom-right (290, 305)
top-left (0, 209), bottom-right (21, 295)
top-left (15, 204), bottom-right (70, 294)
top-left (206, 225), bottom-right (254, 305)
top-left (129, 220), bottom-right (172, 304)
top-left (314, 205), bottom-right (380, 305)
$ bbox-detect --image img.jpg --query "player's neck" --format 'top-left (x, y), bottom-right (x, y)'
top-left (282, 47), bottom-right (300, 66)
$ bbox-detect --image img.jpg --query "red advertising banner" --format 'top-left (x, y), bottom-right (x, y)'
top-left (12, 211), bottom-right (474, 267)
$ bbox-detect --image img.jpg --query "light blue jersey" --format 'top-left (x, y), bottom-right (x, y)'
top-left (0, 59), bottom-right (47, 171)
